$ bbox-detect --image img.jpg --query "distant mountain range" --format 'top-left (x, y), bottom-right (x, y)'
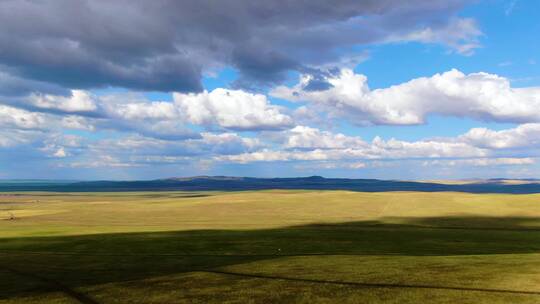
top-left (1, 176), bottom-right (540, 194)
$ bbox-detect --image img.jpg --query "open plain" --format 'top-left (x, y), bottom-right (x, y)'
top-left (1, 190), bottom-right (540, 303)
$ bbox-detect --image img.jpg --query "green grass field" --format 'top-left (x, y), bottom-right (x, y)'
top-left (1, 190), bottom-right (540, 303)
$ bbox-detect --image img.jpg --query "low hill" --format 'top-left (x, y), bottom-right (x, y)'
top-left (2, 176), bottom-right (540, 193)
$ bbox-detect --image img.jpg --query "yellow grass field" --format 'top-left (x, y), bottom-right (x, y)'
top-left (1, 191), bottom-right (540, 303)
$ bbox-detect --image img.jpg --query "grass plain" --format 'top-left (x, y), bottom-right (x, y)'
top-left (1, 190), bottom-right (540, 303)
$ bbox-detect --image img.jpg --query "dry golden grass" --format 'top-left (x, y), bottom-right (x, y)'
top-left (1, 190), bottom-right (540, 303)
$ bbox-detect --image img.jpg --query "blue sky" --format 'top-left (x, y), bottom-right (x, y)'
top-left (0, 0), bottom-right (539, 180)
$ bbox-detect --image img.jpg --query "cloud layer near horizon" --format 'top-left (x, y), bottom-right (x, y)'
top-left (2, 67), bottom-right (540, 175)
top-left (2, 73), bottom-right (540, 178)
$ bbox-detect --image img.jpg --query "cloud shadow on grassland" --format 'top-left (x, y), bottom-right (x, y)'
top-left (1, 216), bottom-right (540, 301)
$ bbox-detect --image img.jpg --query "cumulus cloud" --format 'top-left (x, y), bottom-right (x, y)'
top-left (0, 104), bottom-right (46, 129)
top-left (216, 126), bottom-right (488, 163)
top-left (284, 126), bottom-right (366, 149)
top-left (370, 136), bottom-right (487, 159)
top-left (422, 157), bottom-right (535, 167)
top-left (106, 101), bottom-right (178, 121)
top-left (3, 0), bottom-right (512, 179)
top-left (38, 133), bottom-right (85, 158)
top-left (104, 132), bottom-right (258, 156)
top-left (213, 122), bottom-right (540, 179)
top-left (173, 88), bottom-right (293, 130)
top-left (461, 123), bottom-right (540, 149)
top-left (65, 155), bottom-right (141, 169)
top-left (201, 132), bottom-right (261, 152)
top-left (27, 90), bottom-right (98, 113)
top-left (272, 69), bottom-right (540, 125)
top-left (0, 0), bottom-right (479, 92)
top-left (392, 18), bottom-right (482, 55)
top-left (1, 87), bottom-right (293, 139)
top-left (52, 147), bottom-right (67, 158)
top-left (133, 121), bottom-right (200, 141)
top-left (0, 129), bottom-right (40, 148)
top-left (0, 105), bottom-right (62, 149)
top-left (1, 75), bottom-right (538, 178)
top-left (68, 131), bottom-right (262, 169)
top-left (61, 116), bottom-right (95, 131)
top-left (1, 99), bottom-right (537, 177)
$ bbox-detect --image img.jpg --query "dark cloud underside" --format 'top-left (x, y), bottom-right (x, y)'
top-left (0, 0), bottom-right (470, 93)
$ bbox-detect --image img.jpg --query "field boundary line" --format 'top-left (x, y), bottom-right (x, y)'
top-left (1, 265), bottom-right (100, 304)
top-left (4, 250), bottom-right (538, 257)
top-left (204, 270), bottom-right (540, 296)
top-left (0, 250), bottom-right (404, 257)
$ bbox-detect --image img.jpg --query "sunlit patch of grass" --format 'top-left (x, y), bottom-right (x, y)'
top-left (1, 191), bottom-right (539, 303)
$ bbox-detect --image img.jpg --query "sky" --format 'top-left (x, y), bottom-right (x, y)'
top-left (0, 0), bottom-right (539, 180)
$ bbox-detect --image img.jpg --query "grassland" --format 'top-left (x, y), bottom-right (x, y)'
top-left (1, 190), bottom-right (540, 303)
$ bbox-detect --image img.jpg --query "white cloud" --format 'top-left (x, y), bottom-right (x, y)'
top-left (422, 158), bottom-right (535, 167)
top-left (393, 18), bottom-right (482, 55)
top-left (461, 123), bottom-right (540, 149)
top-left (0, 105), bottom-right (46, 129)
top-left (285, 126), bottom-right (366, 149)
top-left (108, 101), bottom-right (178, 120)
top-left (0, 129), bottom-right (38, 147)
top-left (133, 120), bottom-right (198, 141)
top-left (216, 126), bottom-right (488, 164)
top-left (294, 161), bottom-right (367, 170)
top-left (272, 69), bottom-right (540, 125)
top-left (216, 149), bottom-right (324, 163)
top-left (53, 147), bottom-right (67, 158)
top-left (349, 162), bottom-right (367, 169)
top-left (370, 136), bottom-right (487, 159)
top-left (0, 105), bottom-right (64, 149)
top-left (61, 116), bottom-right (95, 131)
top-left (1, 77), bottom-right (538, 177)
top-left (201, 132), bottom-right (261, 151)
top-left (38, 134), bottom-right (84, 158)
top-left (173, 88), bottom-right (293, 130)
top-left (28, 90), bottom-right (98, 113)
top-left (24, 88), bottom-right (294, 138)
top-left (221, 143), bottom-right (486, 164)
top-left (65, 155), bottom-right (139, 168)
top-left (79, 131), bottom-right (263, 168)
top-left (12, 87), bottom-right (294, 140)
